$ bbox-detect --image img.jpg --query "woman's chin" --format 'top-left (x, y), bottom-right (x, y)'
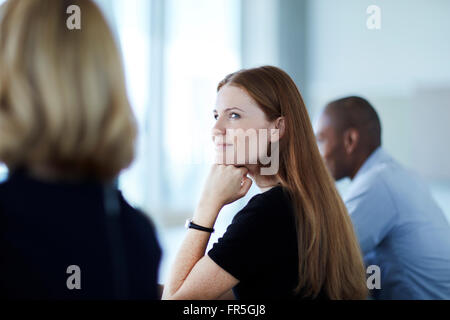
top-left (214, 152), bottom-right (261, 166)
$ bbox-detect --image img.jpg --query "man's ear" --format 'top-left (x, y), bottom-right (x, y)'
top-left (270, 117), bottom-right (285, 143)
top-left (343, 128), bottom-right (359, 154)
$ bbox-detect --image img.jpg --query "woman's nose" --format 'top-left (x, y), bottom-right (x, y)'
top-left (212, 117), bottom-right (227, 143)
top-left (212, 117), bottom-right (226, 136)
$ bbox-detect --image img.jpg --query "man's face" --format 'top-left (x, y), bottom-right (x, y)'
top-left (315, 112), bottom-right (349, 181)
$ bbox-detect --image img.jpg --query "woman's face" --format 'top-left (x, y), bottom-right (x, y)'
top-left (212, 84), bottom-right (275, 166)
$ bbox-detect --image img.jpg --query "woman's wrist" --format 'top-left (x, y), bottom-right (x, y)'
top-left (193, 200), bottom-right (222, 228)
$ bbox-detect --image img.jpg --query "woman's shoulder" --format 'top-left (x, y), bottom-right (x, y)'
top-left (245, 185), bottom-right (292, 210)
top-left (232, 185), bottom-right (294, 225)
top-left (119, 192), bottom-right (157, 230)
top-left (117, 191), bottom-right (161, 248)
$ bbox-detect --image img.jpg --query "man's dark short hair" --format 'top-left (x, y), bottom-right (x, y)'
top-left (326, 96), bottom-right (382, 149)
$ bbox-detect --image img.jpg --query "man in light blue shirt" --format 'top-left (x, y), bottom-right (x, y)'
top-left (316, 96), bottom-right (450, 299)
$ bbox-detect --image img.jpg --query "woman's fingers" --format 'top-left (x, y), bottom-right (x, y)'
top-left (236, 166), bottom-right (249, 177)
top-left (201, 164), bottom-right (252, 207)
top-left (238, 176), bottom-right (253, 198)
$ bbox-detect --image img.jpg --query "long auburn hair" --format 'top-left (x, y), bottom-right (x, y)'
top-left (218, 66), bottom-right (368, 299)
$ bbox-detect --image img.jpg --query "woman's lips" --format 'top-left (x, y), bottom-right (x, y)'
top-left (215, 143), bottom-right (233, 149)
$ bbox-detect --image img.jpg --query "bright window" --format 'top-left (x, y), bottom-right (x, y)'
top-left (95, 0), bottom-right (241, 227)
top-left (161, 0), bottom-right (241, 215)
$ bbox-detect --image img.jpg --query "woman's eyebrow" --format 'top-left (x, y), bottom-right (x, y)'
top-left (213, 107), bottom-right (246, 113)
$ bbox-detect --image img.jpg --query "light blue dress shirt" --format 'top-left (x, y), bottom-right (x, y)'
top-left (345, 147), bottom-right (450, 299)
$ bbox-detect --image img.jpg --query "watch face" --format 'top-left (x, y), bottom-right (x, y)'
top-left (185, 219), bottom-right (191, 229)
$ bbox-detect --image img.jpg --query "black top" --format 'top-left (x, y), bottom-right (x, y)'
top-left (208, 186), bottom-right (297, 299)
top-left (208, 185), bottom-right (329, 300)
top-left (0, 169), bottom-right (161, 299)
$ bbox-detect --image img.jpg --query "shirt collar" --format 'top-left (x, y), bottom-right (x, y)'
top-left (352, 146), bottom-right (390, 181)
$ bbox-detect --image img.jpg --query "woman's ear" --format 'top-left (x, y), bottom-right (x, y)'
top-left (270, 116), bottom-right (285, 143)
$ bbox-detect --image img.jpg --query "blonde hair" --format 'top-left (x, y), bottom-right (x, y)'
top-left (0, 0), bottom-right (136, 181)
top-left (219, 66), bottom-right (368, 299)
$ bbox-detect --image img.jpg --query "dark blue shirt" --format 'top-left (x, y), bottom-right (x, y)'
top-left (0, 169), bottom-right (161, 299)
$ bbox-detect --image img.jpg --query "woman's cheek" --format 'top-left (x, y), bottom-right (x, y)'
top-left (233, 132), bottom-right (261, 165)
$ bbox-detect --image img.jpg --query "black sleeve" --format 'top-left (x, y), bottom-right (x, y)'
top-left (119, 192), bottom-right (162, 299)
top-left (208, 193), bottom-right (288, 282)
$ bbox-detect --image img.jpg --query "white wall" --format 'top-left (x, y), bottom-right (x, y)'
top-left (307, 0), bottom-right (450, 179)
top-left (241, 0), bottom-right (279, 67)
top-left (307, 0), bottom-right (450, 99)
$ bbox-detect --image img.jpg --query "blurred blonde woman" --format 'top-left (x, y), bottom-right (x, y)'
top-left (0, 0), bottom-right (160, 299)
top-left (163, 66), bottom-right (368, 300)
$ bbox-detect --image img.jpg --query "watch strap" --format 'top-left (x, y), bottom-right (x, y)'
top-left (185, 219), bottom-right (214, 233)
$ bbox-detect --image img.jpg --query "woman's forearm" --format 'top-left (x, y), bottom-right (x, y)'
top-left (162, 203), bottom-right (221, 299)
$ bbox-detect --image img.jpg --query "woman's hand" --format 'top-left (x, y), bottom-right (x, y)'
top-left (203, 164), bottom-right (252, 207)
top-left (194, 164), bottom-right (252, 227)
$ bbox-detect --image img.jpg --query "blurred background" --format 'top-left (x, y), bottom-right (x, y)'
top-left (1, 0), bottom-right (449, 285)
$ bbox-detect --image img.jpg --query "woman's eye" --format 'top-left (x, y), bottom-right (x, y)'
top-left (213, 114), bottom-right (218, 120)
top-left (230, 112), bottom-right (240, 119)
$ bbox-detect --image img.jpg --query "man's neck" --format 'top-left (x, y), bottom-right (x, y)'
top-left (349, 150), bottom-right (375, 180)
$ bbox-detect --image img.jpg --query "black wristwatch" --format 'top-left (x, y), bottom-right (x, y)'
top-left (185, 219), bottom-right (215, 233)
